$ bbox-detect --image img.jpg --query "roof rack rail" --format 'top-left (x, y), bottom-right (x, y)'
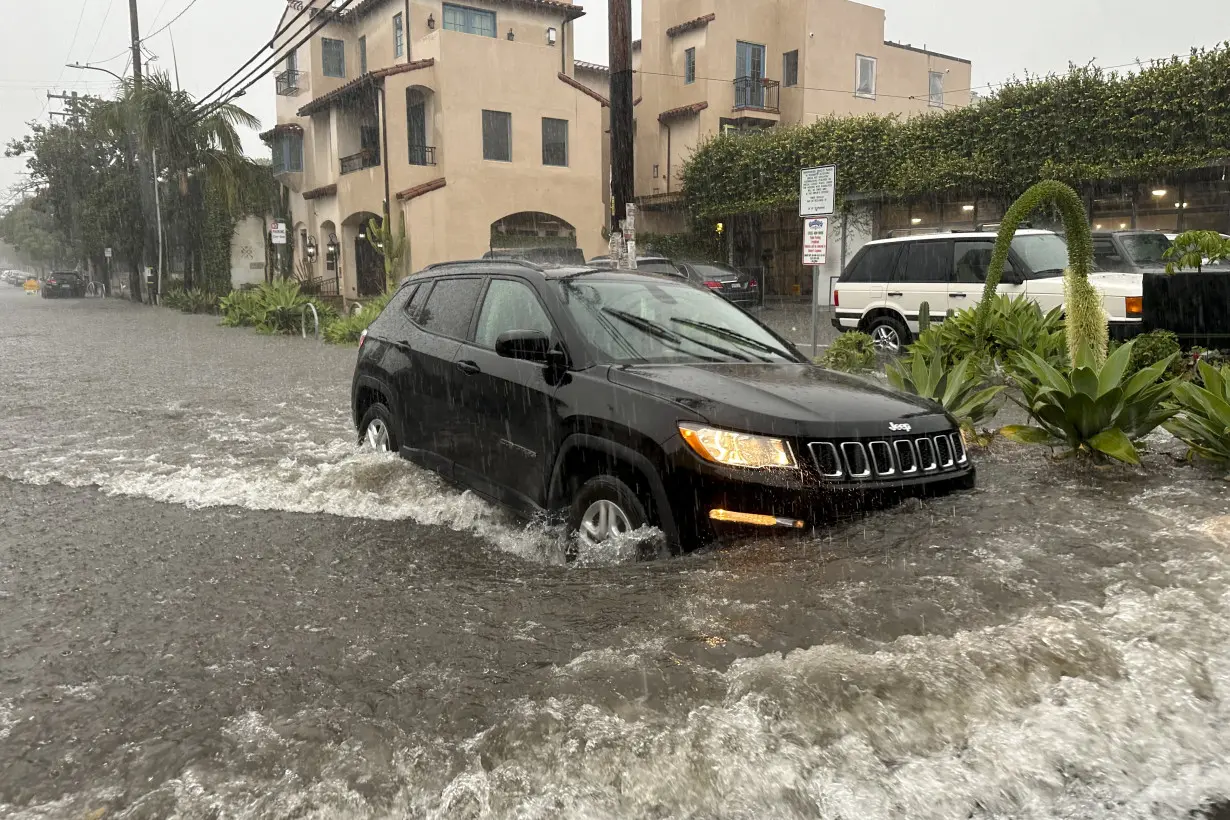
top-left (420, 258), bottom-right (545, 273)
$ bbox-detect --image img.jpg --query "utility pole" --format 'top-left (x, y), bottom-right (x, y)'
top-left (129, 0), bottom-right (156, 303)
top-left (609, 0), bottom-right (634, 240)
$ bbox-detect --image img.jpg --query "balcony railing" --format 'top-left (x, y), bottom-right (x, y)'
top-left (409, 145), bottom-right (436, 166)
top-left (340, 149), bottom-right (381, 175)
top-left (276, 69), bottom-right (304, 96)
top-left (300, 276), bottom-right (340, 297)
top-left (733, 76), bottom-right (781, 114)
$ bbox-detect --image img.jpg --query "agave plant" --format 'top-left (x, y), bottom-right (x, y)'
top-left (1164, 361), bottom-right (1230, 465)
top-left (887, 350), bottom-right (1004, 434)
top-left (323, 294), bottom-right (390, 345)
top-left (1002, 340), bottom-right (1178, 464)
top-left (219, 288), bottom-right (263, 327)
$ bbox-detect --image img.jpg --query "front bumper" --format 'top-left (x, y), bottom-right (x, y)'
top-left (1109, 320), bottom-right (1144, 342)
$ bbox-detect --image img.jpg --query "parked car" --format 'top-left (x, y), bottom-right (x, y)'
top-left (833, 230), bottom-right (1144, 352)
top-left (1090, 230), bottom-right (1176, 274)
top-left (483, 247), bottom-right (587, 266)
top-left (586, 254), bottom-right (687, 278)
top-left (351, 259), bottom-right (974, 554)
top-left (41, 271), bottom-right (85, 298)
top-left (673, 260), bottom-right (762, 307)
top-left (2, 270), bottom-right (30, 286)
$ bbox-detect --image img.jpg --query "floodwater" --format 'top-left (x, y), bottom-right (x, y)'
top-left (2, 287), bottom-right (1230, 819)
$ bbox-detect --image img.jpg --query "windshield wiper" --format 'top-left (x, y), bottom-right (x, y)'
top-left (669, 318), bottom-right (787, 361)
top-left (602, 309), bottom-right (750, 362)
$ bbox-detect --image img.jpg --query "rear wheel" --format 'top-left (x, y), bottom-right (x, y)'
top-left (866, 314), bottom-right (909, 353)
top-left (567, 475), bottom-right (653, 560)
top-left (358, 402), bottom-right (399, 453)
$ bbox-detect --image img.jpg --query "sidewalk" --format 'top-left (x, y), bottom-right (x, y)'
top-left (750, 299), bottom-right (842, 357)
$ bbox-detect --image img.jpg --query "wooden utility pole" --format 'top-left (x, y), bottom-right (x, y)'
top-left (129, 0), bottom-right (157, 302)
top-left (609, 0), bottom-right (634, 232)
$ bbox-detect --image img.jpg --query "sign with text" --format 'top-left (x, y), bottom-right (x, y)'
top-left (104, 247), bottom-right (112, 258)
top-left (800, 165), bottom-right (836, 217)
top-left (802, 217), bottom-right (829, 265)
top-left (270, 220), bottom-right (287, 245)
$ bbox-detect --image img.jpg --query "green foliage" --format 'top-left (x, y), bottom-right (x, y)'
top-left (367, 209), bottom-right (407, 293)
top-left (219, 287), bottom-right (264, 327)
top-left (977, 180), bottom-right (1106, 366)
top-left (323, 294), bottom-right (392, 345)
top-left (217, 281), bottom-right (335, 334)
top-left (640, 230), bottom-right (724, 262)
top-left (179, 289), bottom-right (217, 314)
top-left (1125, 330), bottom-right (1185, 380)
top-left (1163, 230), bottom-right (1230, 273)
top-left (907, 297), bottom-right (1066, 372)
top-left (887, 351), bottom-right (1004, 431)
top-left (0, 199), bottom-right (73, 271)
top-left (821, 332), bottom-right (877, 373)
top-left (681, 48), bottom-right (1230, 218)
top-left (917, 301), bottom-right (932, 334)
top-left (1002, 341), bottom-right (1178, 464)
top-left (1164, 361), bottom-right (1230, 464)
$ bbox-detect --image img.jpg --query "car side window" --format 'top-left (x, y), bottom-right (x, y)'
top-left (367, 284), bottom-right (417, 337)
top-left (404, 281), bottom-right (432, 325)
top-left (952, 241), bottom-right (1016, 283)
top-left (1092, 238), bottom-right (1124, 270)
top-left (417, 277), bottom-right (484, 339)
top-left (843, 244), bottom-right (899, 282)
top-left (898, 241), bottom-right (953, 283)
top-left (473, 279), bottom-right (554, 348)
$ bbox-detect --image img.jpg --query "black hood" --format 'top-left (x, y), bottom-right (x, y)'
top-left (607, 362), bottom-right (953, 438)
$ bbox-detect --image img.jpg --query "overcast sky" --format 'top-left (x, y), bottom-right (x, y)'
top-left (2, 0), bottom-right (1226, 200)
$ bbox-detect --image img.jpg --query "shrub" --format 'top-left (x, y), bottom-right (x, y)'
top-left (218, 281), bottom-right (335, 333)
top-left (905, 296), bottom-right (1066, 374)
top-left (323, 294), bottom-right (391, 345)
top-left (1164, 360), bottom-right (1230, 465)
top-left (887, 350), bottom-right (1004, 434)
top-left (219, 288), bottom-right (264, 327)
top-left (822, 332), bottom-right (877, 372)
top-left (1125, 329), bottom-right (1184, 380)
top-left (179, 289), bottom-right (217, 315)
top-left (1001, 340), bottom-right (1178, 464)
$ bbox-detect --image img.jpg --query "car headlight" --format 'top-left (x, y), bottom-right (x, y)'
top-left (678, 423), bottom-right (797, 469)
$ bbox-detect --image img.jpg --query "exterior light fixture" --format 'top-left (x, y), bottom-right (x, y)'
top-left (961, 204), bottom-right (975, 212)
top-left (1095, 224), bottom-right (1103, 229)
top-left (1152, 189), bottom-right (1167, 197)
top-left (911, 217), bottom-right (922, 225)
top-left (1120, 222), bottom-right (1128, 229)
top-left (546, 27), bottom-right (557, 45)
top-left (305, 235), bottom-right (318, 262)
top-left (358, 230), bottom-right (367, 239)
top-left (507, 28), bottom-right (514, 40)
top-left (427, 13), bottom-right (435, 29)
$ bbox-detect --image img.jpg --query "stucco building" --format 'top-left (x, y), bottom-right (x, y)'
top-left (263, 0), bottom-right (608, 298)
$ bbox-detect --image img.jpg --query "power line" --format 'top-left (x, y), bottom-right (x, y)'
top-left (190, 0), bottom-right (318, 111)
top-left (141, 0), bottom-right (205, 44)
top-left (42, 0), bottom-right (93, 116)
top-left (85, 0), bottom-right (117, 63)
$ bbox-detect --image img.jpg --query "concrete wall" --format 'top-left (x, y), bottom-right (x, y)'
top-left (230, 216), bottom-right (270, 288)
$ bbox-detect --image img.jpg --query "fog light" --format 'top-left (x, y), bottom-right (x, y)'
top-left (709, 509), bottom-right (805, 528)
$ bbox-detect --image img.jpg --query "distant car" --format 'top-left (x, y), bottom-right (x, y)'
top-left (484, 247), bottom-right (587, 266)
top-left (41, 271), bottom-right (84, 298)
top-left (586, 255), bottom-right (687, 278)
top-left (673, 261), bottom-right (762, 307)
top-left (2, 270), bottom-right (30, 286)
top-left (1091, 230), bottom-right (1175, 274)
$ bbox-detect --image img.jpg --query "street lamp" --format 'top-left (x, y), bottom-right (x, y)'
top-left (66, 62), bottom-right (125, 83)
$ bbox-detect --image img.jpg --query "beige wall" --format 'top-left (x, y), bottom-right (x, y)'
top-left (273, 0), bottom-right (601, 298)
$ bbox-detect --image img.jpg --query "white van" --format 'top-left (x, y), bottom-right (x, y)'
top-left (832, 230), bottom-right (1144, 351)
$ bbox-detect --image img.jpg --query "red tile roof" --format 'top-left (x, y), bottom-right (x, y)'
top-left (297, 59), bottom-right (435, 117)
top-left (658, 101), bottom-right (708, 123)
top-left (557, 72), bottom-right (609, 106)
top-left (396, 177), bottom-right (446, 201)
top-left (665, 13), bottom-right (714, 38)
top-left (573, 60), bottom-right (608, 74)
top-left (258, 122), bottom-right (303, 142)
top-left (302, 183), bottom-right (338, 200)
top-left (349, 0), bottom-right (584, 19)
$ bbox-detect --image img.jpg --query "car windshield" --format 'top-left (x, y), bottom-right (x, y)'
top-left (635, 260), bottom-right (681, 276)
top-left (1011, 233), bottom-right (1072, 278)
top-left (554, 278), bottom-right (799, 364)
top-left (1119, 232), bottom-right (1172, 265)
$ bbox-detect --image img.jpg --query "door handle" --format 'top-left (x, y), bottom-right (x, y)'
top-left (887, 291), bottom-right (904, 297)
top-left (951, 292), bottom-right (968, 298)
top-left (456, 360), bottom-right (481, 376)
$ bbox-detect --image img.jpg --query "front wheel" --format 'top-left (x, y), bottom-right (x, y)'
top-left (358, 402), bottom-right (399, 454)
top-left (567, 475), bottom-right (653, 560)
top-left (866, 314), bottom-right (910, 353)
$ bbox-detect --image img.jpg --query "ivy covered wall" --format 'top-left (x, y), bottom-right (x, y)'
top-left (681, 46), bottom-right (1230, 219)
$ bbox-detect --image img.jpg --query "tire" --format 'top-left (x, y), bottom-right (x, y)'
top-left (358, 402), bottom-right (399, 454)
top-left (566, 474), bottom-right (653, 560)
top-left (866, 314), bottom-right (910, 353)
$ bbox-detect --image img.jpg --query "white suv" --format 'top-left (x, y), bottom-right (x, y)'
top-left (832, 230), bottom-right (1144, 351)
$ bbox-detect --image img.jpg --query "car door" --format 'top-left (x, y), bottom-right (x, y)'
top-left (951, 239), bottom-right (1026, 310)
top-left (451, 277), bottom-right (563, 512)
top-left (834, 243), bottom-right (894, 330)
top-left (398, 276), bottom-right (485, 474)
top-left (893, 239), bottom-right (952, 331)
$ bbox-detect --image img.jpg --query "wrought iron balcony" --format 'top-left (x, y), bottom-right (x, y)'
top-left (409, 145), bottom-right (436, 166)
top-left (340, 149), bottom-right (381, 175)
top-left (276, 69), bottom-right (304, 96)
top-left (733, 76), bottom-right (781, 114)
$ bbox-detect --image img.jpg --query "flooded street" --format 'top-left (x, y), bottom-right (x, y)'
top-left (3, 288), bottom-right (1230, 819)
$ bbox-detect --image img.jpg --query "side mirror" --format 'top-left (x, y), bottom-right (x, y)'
top-left (495, 330), bottom-right (554, 363)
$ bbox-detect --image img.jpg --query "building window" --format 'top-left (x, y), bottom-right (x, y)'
top-left (684, 47), bottom-right (696, 84)
top-left (286, 48), bottom-right (298, 73)
top-left (358, 36), bottom-right (367, 74)
top-left (322, 38), bottom-right (345, 78)
top-left (929, 70), bottom-right (944, 107)
top-left (855, 54), bottom-right (876, 98)
top-left (272, 132), bottom-right (303, 173)
top-left (443, 3), bottom-right (496, 38)
top-left (542, 117), bottom-right (568, 166)
top-left (783, 50), bottom-right (799, 87)
top-left (394, 13), bottom-right (404, 57)
top-left (482, 109), bottom-right (511, 162)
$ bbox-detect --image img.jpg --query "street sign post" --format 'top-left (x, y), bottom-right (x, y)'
top-left (802, 217), bottom-right (829, 265)
top-left (270, 220), bottom-right (288, 245)
top-left (800, 165), bottom-right (837, 217)
top-left (104, 247), bottom-right (112, 258)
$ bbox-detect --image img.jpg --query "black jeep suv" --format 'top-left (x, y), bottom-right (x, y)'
top-left (351, 260), bottom-right (974, 552)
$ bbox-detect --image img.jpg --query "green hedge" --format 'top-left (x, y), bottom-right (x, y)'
top-left (681, 46), bottom-right (1230, 218)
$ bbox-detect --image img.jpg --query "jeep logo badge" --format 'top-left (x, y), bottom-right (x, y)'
top-left (889, 422), bottom-right (912, 433)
